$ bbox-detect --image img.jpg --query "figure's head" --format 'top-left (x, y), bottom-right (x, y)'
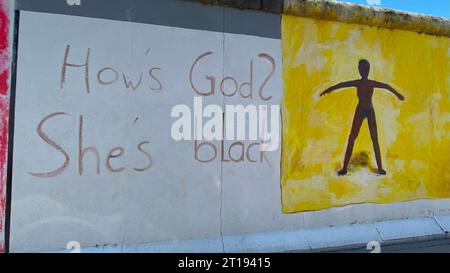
top-left (358, 59), bottom-right (370, 79)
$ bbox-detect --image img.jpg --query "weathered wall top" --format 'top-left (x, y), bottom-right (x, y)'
top-left (182, 0), bottom-right (450, 37)
top-left (284, 0), bottom-right (450, 37)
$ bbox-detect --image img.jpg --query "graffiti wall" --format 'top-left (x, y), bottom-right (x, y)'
top-left (0, 0), bottom-right (10, 252)
top-left (9, 8), bottom-right (288, 252)
top-left (3, 0), bottom-right (450, 252)
top-left (281, 15), bottom-right (450, 213)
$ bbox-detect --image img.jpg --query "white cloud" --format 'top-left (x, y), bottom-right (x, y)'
top-left (366, 0), bottom-right (381, 5)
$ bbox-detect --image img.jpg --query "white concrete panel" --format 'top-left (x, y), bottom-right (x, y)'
top-left (373, 202), bottom-right (405, 221)
top-left (117, 105), bottom-right (222, 245)
top-left (221, 32), bottom-right (304, 235)
top-left (49, 236), bottom-right (223, 253)
top-left (373, 200), bottom-right (435, 222)
top-left (223, 230), bottom-right (309, 253)
top-left (222, 33), bottom-right (282, 106)
top-left (304, 223), bottom-right (382, 250)
top-left (433, 200), bottom-right (450, 238)
top-left (434, 214), bottom-right (450, 233)
top-left (11, 11), bottom-right (223, 252)
top-left (303, 203), bottom-right (375, 229)
top-left (128, 237), bottom-right (223, 253)
top-left (375, 217), bottom-right (444, 242)
top-left (433, 199), bottom-right (450, 215)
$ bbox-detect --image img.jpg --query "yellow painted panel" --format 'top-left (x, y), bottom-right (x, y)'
top-left (281, 15), bottom-right (450, 213)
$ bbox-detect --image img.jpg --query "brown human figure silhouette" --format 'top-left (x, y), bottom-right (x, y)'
top-left (320, 59), bottom-right (404, 176)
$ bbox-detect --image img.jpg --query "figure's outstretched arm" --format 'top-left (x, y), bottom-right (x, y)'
top-left (320, 80), bottom-right (358, 97)
top-left (372, 81), bottom-right (405, 101)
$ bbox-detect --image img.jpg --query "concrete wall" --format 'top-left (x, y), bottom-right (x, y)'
top-left (0, 0), bottom-right (449, 252)
top-left (281, 15), bottom-right (450, 212)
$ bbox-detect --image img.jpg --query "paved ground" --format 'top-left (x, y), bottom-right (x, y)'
top-left (328, 238), bottom-right (450, 253)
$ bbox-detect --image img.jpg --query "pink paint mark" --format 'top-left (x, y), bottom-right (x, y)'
top-left (0, 0), bottom-right (9, 253)
top-left (0, 69), bottom-right (8, 95)
top-left (0, 98), bottom-right (8, 215)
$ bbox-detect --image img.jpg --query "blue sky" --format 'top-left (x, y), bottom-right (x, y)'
top-left (336, 0), bottom-right (450, 18)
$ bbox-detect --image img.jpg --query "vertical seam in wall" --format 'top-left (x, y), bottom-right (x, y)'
top-left (120, 0), bottom-right (137, 252)
top-left (219, 5), bottom-right (225, 254)
top-left (278, 10), bottom-right (283, 213)
top-left (374, 224), bottom-right (385, 242)
top-left (433, 216), bottom-right (447, 234)
top-left (4, 8), bottom-right (19, 253)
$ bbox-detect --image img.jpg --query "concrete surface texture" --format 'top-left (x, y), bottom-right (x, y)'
top-left (0, 0), bottom-right (447, 253)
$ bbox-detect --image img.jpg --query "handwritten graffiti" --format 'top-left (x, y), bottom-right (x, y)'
top-left (189, 51), bottom-right (274, 100)
top-left (60, 45), bottom-right (163, 94)
top-left (29, 112), bottom-right (152, 177)
top-left (186, 51), bottom-right (279, 164)
top-left (29, 45), bottom-right (279, 177)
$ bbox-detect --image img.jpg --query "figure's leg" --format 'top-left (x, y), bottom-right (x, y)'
top-left (338, 108), bottom-right (364, 175)
top-left (367, 107), bottom-right (386, 175)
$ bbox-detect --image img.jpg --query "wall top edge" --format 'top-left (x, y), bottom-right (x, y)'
top-left (181, 0), bottom-right (450, 37)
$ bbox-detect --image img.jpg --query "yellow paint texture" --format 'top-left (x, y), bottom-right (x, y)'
top-left (281, 15), bottom-right (450, 213)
